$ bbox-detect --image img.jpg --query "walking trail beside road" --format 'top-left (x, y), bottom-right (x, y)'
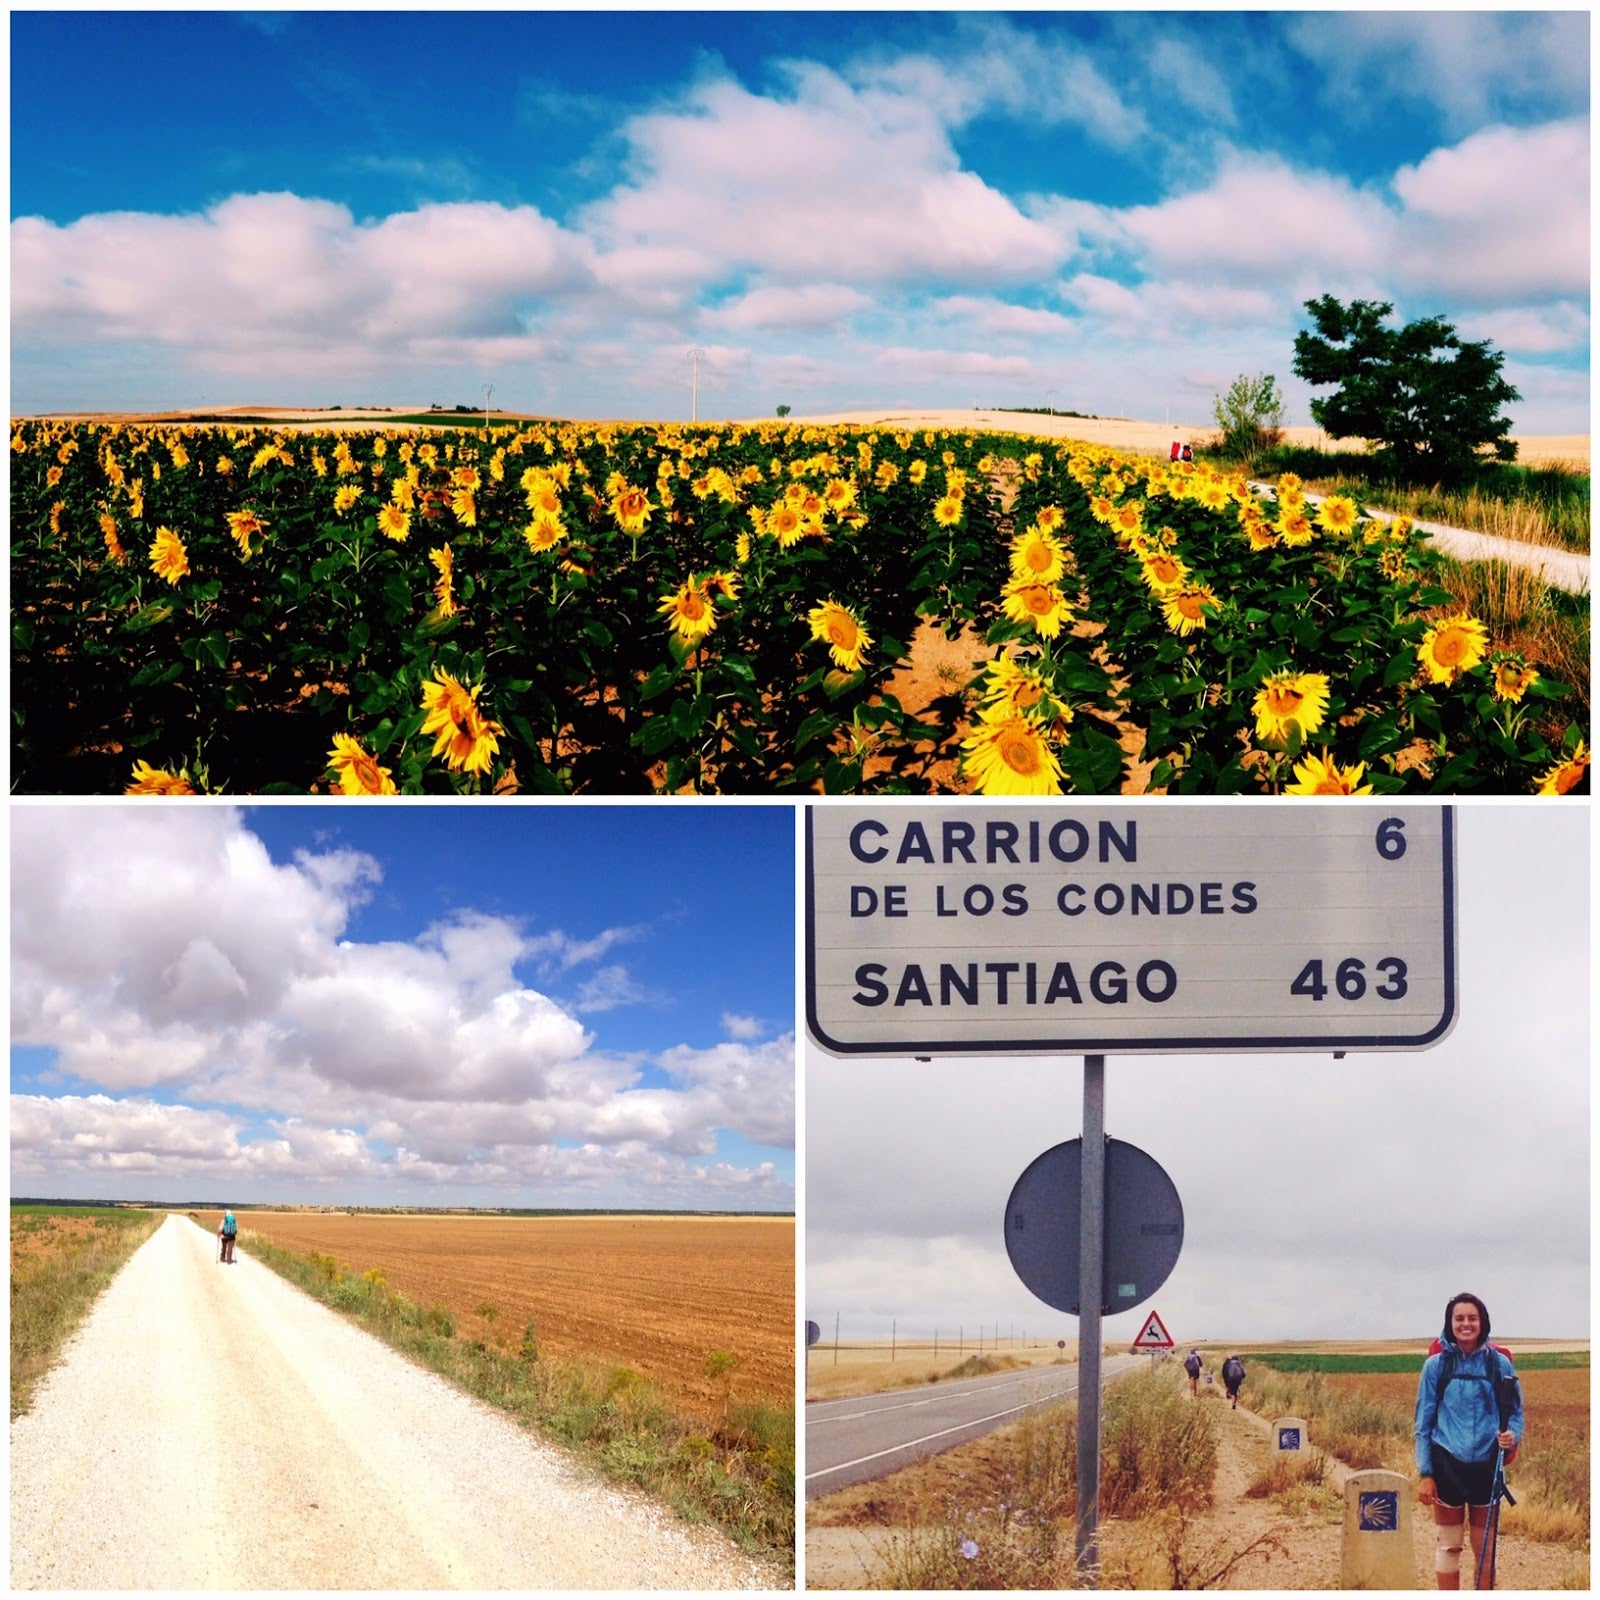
top-left (11, 1214), bottom-right (782, 1591)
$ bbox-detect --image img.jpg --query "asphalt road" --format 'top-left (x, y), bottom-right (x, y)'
top-left (805, 1353), bottom-right (1147, 1499)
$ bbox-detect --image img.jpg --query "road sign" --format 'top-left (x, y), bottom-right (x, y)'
top-left (1131, 1310), bottom-right (1174, 1350)
top-left (805, 1320), bottom-right (821, 1348)
top-left (1004, 1137), bottom-right (1184, 1315)
top-left (805, 804), bottom-right (1457, 1055)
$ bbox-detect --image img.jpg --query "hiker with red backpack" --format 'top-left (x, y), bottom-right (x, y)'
top-left (1415, 1292), bottom-right (1522, 1590)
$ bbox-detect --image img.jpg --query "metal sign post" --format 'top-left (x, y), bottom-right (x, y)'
top-left (1077, 1054), bottom-right (1105, 1579)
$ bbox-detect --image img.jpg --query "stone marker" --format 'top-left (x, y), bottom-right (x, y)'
top-left (1341, 1468), bottom-right (1416, 1589)
top-left (1272, 1416), bottom-right (1309, 1456)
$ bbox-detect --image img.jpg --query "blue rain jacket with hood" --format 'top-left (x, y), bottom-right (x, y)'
top-left (1414, 1299), bottom-right (1524, 1476)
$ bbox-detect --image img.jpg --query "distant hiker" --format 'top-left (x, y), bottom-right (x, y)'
top-left (219, 1210), bottom-right (238, 1264)
top-left (1184, 1348), bottom-right (1203, 1396)
top-left (1170, 439), bottom-right (1181, 461)
top-left (1179, 443), bottom-right (1193, 463)
top-left (1222, 1354), bottom-right (1246, 1408)
top-left (1415, 1292), bottom-right (1523, 1591)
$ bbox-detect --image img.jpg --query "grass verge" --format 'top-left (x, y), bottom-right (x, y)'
top-left (10, 1204), bottom-right (162, 1417)
top-left (857, 1363), bottom-right (1221, 1588)
top-left (239, 1229), bottom-right (793, 1573)
top-left (1252, 448), bottom-right (1590, 553)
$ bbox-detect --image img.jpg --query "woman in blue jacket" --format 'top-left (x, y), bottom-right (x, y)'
top-left (1415, 1292), bottom-right (1522, 1590)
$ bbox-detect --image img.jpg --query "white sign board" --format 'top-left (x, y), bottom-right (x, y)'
top-left (806, 804), bottom-right (1456, 1055)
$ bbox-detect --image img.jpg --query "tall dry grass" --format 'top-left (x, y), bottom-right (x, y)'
top-left (859, 1363), bottom-right (1219, 1588)
top-left (10, 1206), bottom-right (163, 1416)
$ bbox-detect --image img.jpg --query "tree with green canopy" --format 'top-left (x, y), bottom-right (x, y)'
top-left (1291, 295), bottom-right (1520, 485)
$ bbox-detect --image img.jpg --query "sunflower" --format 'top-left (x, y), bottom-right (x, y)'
top-left (1277, 511), bottom-right (1315, 546)
top-left (419, 671), bottom-right (503, 775)
top-left (734, 531), bottom-right (752, 565)
top-left (430, 545), bottom-right (457, 617)
top-left (1417, 613), bottom-right (1489, 684)
top-left (523, 513), bottom-right (565, 553)
top-left (450, 487), bottom-right (477, 527)
top-left (1138, 548), bottom-right (1189, 594)
top-left (334, 484), bottom-right (361, 515)
top-left (1284, 750), bottom-right (1374, 796)
top-left (224, 508), bottom-right (268, 558)
top-left (767, 504), bottom-right (807, 547)
top-left (908, 460), bottom-right (928, 485)
top-left (125, 760), bottom-right (196, 796)
top-left (1535, 741), bottom-right (1589, 795)
top-left (933, 493), bottom-right (964, 528)
top-left (978, 657), bottom-right (1069, 726)
top-left (808, 600), bottom-right (871, 673)
top-left (327, 733), bottom-right (397, 796)
top-left (612, 485), bottom-right (653, 533)
top-left (1315, 495), bottom-right (1359, 536)
top-left (961, 716), bottom-right (1065, 797)
top-left (1002, 578), bottom-right (1073, 639)
top-left (101, 511), bottom-right (126, 564)
top-left (1112, 501), bottom-right (1144, 537)
top-left (1161, 585), bottom-right (1219, 636)
top-left (659, 577), bottom-right (719, 646)
top-left (1035, 504), bottom-right (1065, 533)
top-left (377, 503), bottom-right (412, 543)
top-left (1490, 655), bottom-right (1539, 703)
top-left (149, 526), bottom-right (190, 585)
top-left (1010, 525), bottom-right (1066, 584)
top-left (1252, 671), bottom-right (1331, 742)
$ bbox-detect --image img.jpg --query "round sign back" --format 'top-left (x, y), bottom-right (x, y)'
top-left (805, 1319), bottom-right (821, 1348)
top-left (1004, 1137), bottom-right (1184, 1315)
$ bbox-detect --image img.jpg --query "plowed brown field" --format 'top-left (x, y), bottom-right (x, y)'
top-left (221, 1212), bottom-right (793, 1424)
top-left (1321, 1366), bottom-right (1589, 1430)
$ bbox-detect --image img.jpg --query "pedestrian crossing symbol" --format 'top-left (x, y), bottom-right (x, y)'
top-left (1131, 1310), bottom-right (1174, 1350)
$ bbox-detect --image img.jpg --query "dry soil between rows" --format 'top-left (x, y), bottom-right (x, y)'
top-left (11, 1214), bottom-right (785, 1590)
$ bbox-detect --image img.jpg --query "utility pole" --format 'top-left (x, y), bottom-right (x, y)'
top-left (1045, 388), bottom-right (1057, 416)
top-left (687, 348), bottom-right (706, 424)
top-left (483, 382), bottom-right (494, 439)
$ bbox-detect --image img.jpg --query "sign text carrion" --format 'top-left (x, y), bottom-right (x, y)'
top-left (805, 805), bottom-right (1456, 1055)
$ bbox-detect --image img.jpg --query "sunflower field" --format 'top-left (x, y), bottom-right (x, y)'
top-left (9, 417), bottom-right (1588, 795)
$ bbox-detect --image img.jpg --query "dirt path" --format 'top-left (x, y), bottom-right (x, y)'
top-left (804, 1390), bottom-right (1588, 1589)
top-left (10, 1215), bottom-right (782, 1590)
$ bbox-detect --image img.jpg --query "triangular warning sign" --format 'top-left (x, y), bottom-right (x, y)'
top-left (1131, 1310), bottom-right (1174, 1350)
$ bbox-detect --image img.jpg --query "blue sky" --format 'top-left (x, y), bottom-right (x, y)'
top-left (10, 11), bottom-right (1589, 430)
top-left (11, 803), bottom-right (796, 1209)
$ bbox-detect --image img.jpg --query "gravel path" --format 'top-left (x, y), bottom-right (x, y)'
top-left (11, 1215), bottom-right (787, 1590)
top-left (1249, 482), bottom-right (1590, 594)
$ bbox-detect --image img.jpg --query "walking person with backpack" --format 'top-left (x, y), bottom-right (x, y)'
top-left (1222, 1353), bottom-right (1246, 1409)
top-left (1415, 1292), bottom-right (1522, 1590)
top-left (218, 1209), bottom-right (239, 1264)
top-left (1183, 1348), bottom-right (1203, 1396)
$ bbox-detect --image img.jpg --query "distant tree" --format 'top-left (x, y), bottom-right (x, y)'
top-left (1292, 295), bottom-right (1519, 485)
top-left (1211, 373), bottom-right (1286, 466)
top-left (775, 404), bottom-right (792, 418)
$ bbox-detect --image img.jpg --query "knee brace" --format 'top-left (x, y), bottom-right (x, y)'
top-left (1435, 1525), bottom-right (1465, 1576)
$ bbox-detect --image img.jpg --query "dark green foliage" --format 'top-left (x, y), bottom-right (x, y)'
top-left (1292, 295), bottom-right (1520, 485)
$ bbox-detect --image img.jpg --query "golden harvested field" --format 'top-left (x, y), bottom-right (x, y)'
top-left (806, 1339), bottom-right (1079, 1402)
top-left (216, 1212), bottom-right (793, 1424)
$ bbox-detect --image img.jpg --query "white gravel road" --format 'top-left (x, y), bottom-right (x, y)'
top-left (11, 1215), bottom-right (788, 1590)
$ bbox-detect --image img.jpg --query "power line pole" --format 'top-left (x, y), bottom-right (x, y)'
top-left (687, 348), bottom-right (706, 424)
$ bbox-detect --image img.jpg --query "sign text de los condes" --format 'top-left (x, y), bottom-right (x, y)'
top-left (845, 816), bottom-right (1252, 1010)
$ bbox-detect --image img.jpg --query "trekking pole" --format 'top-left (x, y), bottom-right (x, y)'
top-left (1475, 1373), bottom-right (1520, 1591)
